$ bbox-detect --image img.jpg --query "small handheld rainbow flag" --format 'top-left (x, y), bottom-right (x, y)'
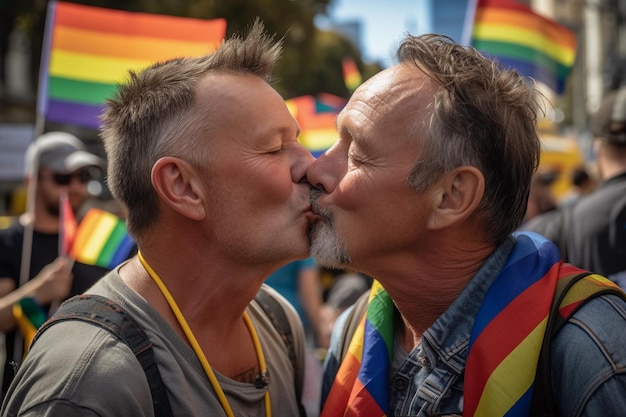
top-left (467, 0), bottom-right (577, 94)
top-left (13, 297), bottom-right (47, 352)
top-left (70, 208), bottom-right (135, 269)
top-left (38, 1), bottom-right (226, 129)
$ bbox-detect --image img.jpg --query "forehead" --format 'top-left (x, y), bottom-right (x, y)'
top-left (195, 73), bottom-right (298, 144)
top-left (338, 64), bottom-right (435, 145)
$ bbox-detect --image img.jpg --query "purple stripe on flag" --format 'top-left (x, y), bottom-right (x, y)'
top-left (46, 99), bottom-right (105, 130)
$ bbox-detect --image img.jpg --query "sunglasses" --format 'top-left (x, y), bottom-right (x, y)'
top-left (41, 170), bottom-right (93, 186)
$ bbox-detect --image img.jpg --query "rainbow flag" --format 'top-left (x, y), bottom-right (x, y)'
top-left (286, 94), bottom-right (345, 158)
top-left (342, 58), bottom-right (362, 92)
top-left (469, 0), bottom-right (576, 94)
top-left (38, 1), bottom-right (227, 129)
top-left (70, 208), bottom-right (135, 269)
top-left (321, 280), bottom-right (393, 417)
top-left (58, 192), bottom-right (77, 257)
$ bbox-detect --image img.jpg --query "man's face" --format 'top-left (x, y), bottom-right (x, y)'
top-left (196, 74), bottom-right (315, 265)
top-left (37, 167), bottom-right (92, 216)
top-left (307, 65), bottom-right (435, 273)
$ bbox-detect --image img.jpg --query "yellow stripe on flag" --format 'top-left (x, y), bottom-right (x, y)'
top-left (49, 50), bottom-right (153, 84)
top-left (474, 316), bottom-right (548, 417)
top-left (79, 212), bottom-right (118, 265)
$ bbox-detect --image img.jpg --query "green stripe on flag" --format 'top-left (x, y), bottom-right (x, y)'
top-left (472, 40), bottom-right (571, 80)
top-left (96, 221), bottom-right (127, 267)
top-left (48, 76), bottom-right (117, 104)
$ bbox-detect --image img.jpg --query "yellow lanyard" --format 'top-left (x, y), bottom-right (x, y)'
top-left (137, 252), bottom-right (271, 417)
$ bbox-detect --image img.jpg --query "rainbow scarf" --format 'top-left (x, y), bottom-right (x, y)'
top-left (321, 280), bottom-right (394, 416)
top-left (322, 232), bottom-right (623, 417)
top-left (464, 232), bottom-right (622, 417)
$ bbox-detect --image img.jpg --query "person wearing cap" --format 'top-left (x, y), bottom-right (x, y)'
top-left (0, 131), bottom-right (106, 396)
top-left (523, 86), bottom-right (626, 286)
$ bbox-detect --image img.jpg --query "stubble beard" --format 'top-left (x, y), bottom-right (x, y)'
top-left (309, 191), bottom-right (351, 269)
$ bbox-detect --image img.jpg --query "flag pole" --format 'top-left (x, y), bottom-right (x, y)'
top-left (14, 0), bottom-right (59, 365)
top-left (461, 0), bottom-right (478, 46)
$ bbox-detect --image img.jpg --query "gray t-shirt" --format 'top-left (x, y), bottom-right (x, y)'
top-left (1, 267), bottom-right (305, 417)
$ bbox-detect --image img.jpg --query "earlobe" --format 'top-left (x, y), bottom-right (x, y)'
top-left (427, 166), bottom-right (484, 230)
top-left (152, 157), bottom-right (206, 221)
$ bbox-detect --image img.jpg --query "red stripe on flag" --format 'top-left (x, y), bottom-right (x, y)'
top-left (345, 378), bottom-right (385, 417)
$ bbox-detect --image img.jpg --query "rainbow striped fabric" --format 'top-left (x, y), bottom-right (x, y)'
top-left (470, 0), bottom-right (577, 94)
top-left (39, 1), bottom-right (226, 129)
top-left (70, 208), bottom-right (135, 269)
top-left (286, 94), bottom-right (346, 158)
top-left (464, 232), bottom-right (622, 417)
top-left (321, 280), bottom-right (394, 417)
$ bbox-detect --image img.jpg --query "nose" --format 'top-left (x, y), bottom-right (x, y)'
top-left (306, 141), bottom-right (347, 193)
top-left (292, 144), bottom-right (316, 184)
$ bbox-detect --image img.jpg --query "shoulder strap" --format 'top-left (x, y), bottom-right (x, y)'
top-left (31, 295), bottom-right (173, 417)
top-left (530, 270), bottom-right (626, 417)
top-left (254, 286), bottom-right (306, 417)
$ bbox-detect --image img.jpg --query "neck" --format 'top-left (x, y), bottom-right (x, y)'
top-left (370, 235), bottom-right (495, 338)
top-left (121, 252), bottom-right (265, 381)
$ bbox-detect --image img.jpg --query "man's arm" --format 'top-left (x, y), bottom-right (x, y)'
top-left (0, 257), bottom-right (73, 332)
top-left (1, 320), bottom-right (152, 417)
top-left (551, 294), bottom-right (626, 417)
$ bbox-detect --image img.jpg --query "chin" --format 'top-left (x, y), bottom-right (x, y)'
top-left (309, 221), bottom-right (351, 269)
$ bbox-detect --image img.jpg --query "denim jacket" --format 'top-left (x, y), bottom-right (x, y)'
top-left (322, 236), bottom-right (626, 417)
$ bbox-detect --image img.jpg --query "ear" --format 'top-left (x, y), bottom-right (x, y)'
top-left (427, 166), bottom-right (484, 230)
top-left (151, 157), bottom-right (206, 221)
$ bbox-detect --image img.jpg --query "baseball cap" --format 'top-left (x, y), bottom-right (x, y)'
top-left (591, 87), bottom-right (626, 144)
top-left (24, 131), bottom-right (105, 176)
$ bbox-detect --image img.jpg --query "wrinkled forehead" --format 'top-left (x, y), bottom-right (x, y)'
top-left (341, 64), bottom-right (436, 139)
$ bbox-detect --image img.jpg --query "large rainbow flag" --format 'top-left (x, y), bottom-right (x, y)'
top-left (70, 208), bottom-right (135, 269)
top-left (38, 1), bottom-right (226, 129)
top-left (468, 0), bottom-right (576, 94)
top-left (321, 280), bottom-right (393, 417)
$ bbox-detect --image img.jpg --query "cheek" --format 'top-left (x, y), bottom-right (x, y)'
top-left (250, 168), bottom-right (294, 207)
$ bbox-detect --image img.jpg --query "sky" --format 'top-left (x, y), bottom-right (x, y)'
top-left (318, 0), bottom-right (433, 67)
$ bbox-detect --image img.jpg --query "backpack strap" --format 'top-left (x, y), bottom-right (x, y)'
top-left (530, 270), bottom-right (626, 416)
top-left (254, 286), bottom-right (306, 417)
top-left (31, 294), bottom-right (173, 417)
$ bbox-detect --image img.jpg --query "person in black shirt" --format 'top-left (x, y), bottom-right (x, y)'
top-left (0, 131), bottom-right (106, 395)
top-left (522, 87), bottom-right (626, 286)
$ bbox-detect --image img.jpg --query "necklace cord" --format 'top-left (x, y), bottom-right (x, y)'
top-left (137, 252), bottom-right (271, 417)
